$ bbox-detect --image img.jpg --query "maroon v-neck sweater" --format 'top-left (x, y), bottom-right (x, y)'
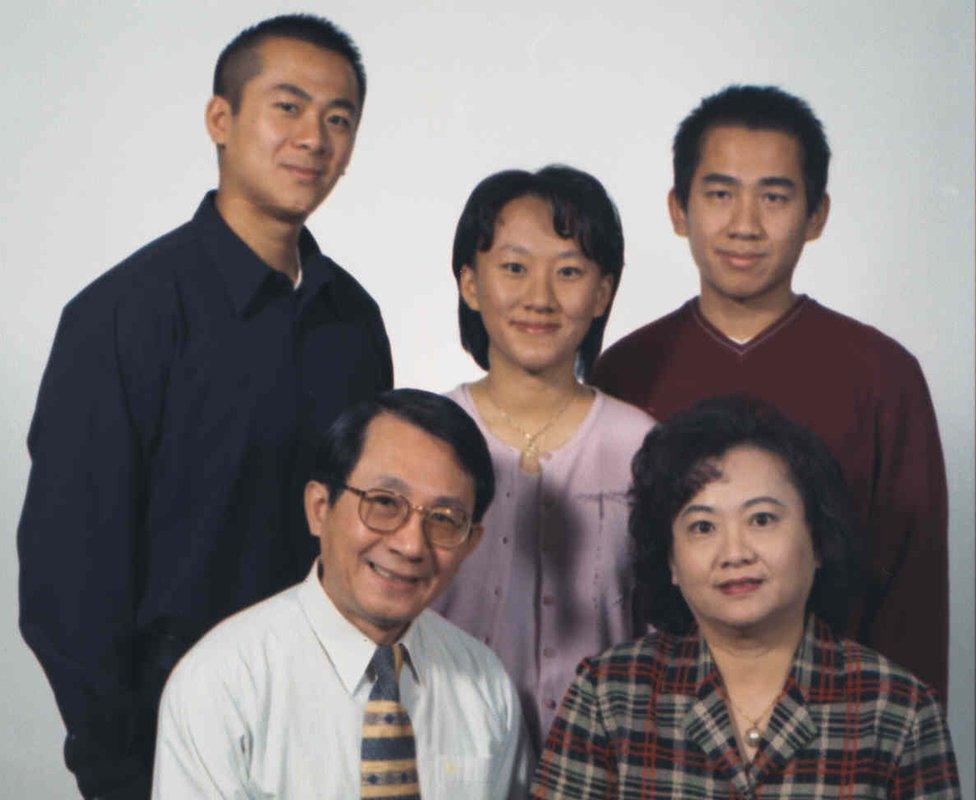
top-left (593, 296), bottom-right (948, 698)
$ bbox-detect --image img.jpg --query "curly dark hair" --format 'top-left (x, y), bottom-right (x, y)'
top-left (630, 394), bottom-right (861, 634)
top-left (451, 164), bottom-right (624, 381)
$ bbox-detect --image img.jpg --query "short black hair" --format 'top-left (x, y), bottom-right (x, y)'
top-left (672, 85), bottom-right (830, 215)
top-left (629, 394), bottom-right (861, 635)
top-left (310, 389), bottom-right (495, 523)
top-left (214, 14), bottom-right (366, 112)
top-left (452, 165), bottom-right (625, 381)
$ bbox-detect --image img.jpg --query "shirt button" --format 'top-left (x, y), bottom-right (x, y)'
top-left (545, 699), bottom-right (557, 710)
top-left (493, 586), bottom-right (501, 597)
top-left (483, 636), bottom-right (491, 645)
top-left (542, 595), bottom-right (554, 606)
top-left (502, 536), bottom-right (509, 545)
top-left (543, 647), bottom-right (555, 659)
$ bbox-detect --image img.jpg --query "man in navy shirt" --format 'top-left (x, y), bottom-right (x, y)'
top-left (18, 15), bottom-right (392, 799)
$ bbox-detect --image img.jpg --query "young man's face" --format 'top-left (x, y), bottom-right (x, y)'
top-left (305, 413), bottom-right (483, 644)
top-left (206, 36), bottom-right (360, 225)
top-left (669, 125), bottom-right (828, 307)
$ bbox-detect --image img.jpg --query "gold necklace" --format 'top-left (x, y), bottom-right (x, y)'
top-left (485, 387), bottom-right (577, 473)
top-left (726, 691), bottom-right (780, 748)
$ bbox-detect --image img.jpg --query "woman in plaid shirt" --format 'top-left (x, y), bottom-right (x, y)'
top-left (532, 395), bottom-right (960, 799)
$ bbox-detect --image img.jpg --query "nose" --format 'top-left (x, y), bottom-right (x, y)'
top-left (383, 510), bottom-right (429, 562)
top-left (727, 194), bottom-right (764, 240)
top-left (718, 522), bottom-right (757, 568)
top-left (295, 113), bottom-right (330, 156)
top-left (522, 268), bottom-right (556, 312)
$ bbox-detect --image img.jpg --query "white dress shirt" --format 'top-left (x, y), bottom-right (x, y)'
top-left (152, 563), bottom-right (529, 799)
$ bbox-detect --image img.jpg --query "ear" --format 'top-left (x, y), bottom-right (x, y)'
top-left (205, 95), bottom-right (234, 147)
top-left (458, 264), bottom-right (481, 312)
top-left (593, 273), bottom-right (614, 319)
top-left (804, 193), bottom-right (830, 242)
top-left (667, 188), bottom-right (689, 237)
top-left (668, 553), bottom-right (679, 586)
top-left (304, 480), bottom-right (332, 538)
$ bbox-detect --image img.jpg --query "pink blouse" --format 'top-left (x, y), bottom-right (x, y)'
top-left (432, 385), bottom-right (655, 754)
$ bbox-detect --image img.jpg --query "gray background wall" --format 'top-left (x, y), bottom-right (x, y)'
top-left (2, 1), bottom-right (973, 795)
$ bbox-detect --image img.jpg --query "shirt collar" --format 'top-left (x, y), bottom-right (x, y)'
top-left (192, 191), bottom-right (336, 318)
top-left (296, 561), bottom-right (423, 696)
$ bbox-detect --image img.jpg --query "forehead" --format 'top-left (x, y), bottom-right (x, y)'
top-left (350, 414), bottom-right (476, 505)
top-left (687, 445), bottom-right (799, 504)
top-left (486, 195), bottom-right (582, 252)
top-left (695, 125), bottom-right (805, 181)
top-left (244, 36), bottom-right (359, 104)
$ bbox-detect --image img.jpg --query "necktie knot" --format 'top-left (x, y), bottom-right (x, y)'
top-left (369, 643), bottom-right (405, 702)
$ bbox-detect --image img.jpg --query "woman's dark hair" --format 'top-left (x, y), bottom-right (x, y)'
top-left (310, 389), bottom-right (494, 522)
top-left (672, 85), bottom-right (830, 216)
top-left (452, 164), bottom-right (624, 381)
top-left (630, 394), bottom-right (861, 634)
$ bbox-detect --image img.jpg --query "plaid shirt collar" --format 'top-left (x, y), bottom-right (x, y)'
top-left (675, 616), bottom-right (832, 793)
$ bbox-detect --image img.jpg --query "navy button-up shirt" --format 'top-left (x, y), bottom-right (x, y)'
top-left (18, 193), bottom-right (393, 798)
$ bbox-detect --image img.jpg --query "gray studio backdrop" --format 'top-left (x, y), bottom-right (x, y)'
top-left (2, 1), bottom-right (973, 795)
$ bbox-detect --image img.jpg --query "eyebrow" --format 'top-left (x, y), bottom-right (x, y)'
top-left (742, 496), bottom-right (787, 509)
top-left (270, 82), bottom-right (358, 113)
top-left (372, 476), bottom-right (466, 510)
top-left (700, 173), bottom-right (797, 191)
top-left (678, 503), bottom-right (714, 518)
top-left (497, 243), bottom-right (583, 259)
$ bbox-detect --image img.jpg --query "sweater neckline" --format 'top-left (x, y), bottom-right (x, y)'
top-left (690, 295), bottom-right (811, 356)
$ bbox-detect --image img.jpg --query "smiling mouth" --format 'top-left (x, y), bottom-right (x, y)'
top-left (282, 164), bottom-right (324, 182)
top-left (367, 560), bottom-right (424, 586)
top-left (718, 577), bottom-right (764, 595)
top-left (511, 321), bottom-right (560, 334)
top-left (717, 250), bottom-right (765, 268)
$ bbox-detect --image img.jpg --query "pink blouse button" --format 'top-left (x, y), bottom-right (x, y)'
top-left (545, 699), bottom-right (557, 710)
top-left (543, 647), bottom-right (555, 659)
top-left (542, 595), bottom-right (554, 606)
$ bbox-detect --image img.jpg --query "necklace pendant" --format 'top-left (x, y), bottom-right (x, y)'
top-left (745, 726), bottom-right (762, 747)
top-left (518, 448), bottom-right (541, 474)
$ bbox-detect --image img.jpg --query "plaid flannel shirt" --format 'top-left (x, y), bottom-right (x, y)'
top-left (531, 616), bottom-right (959, 799)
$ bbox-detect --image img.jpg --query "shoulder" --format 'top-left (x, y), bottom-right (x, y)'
top-left (578, 630), bottom-right (688, 691)
top-left (415, 609), bottom-right (518, 704)
top-left (597, 302), bottom-right (695, 366)
top-left (321, 256), bottom-right (383, 319)
top-left (60, 219), bottom-right (199, 328)
top-left (163, 583), bottom-right (303, 707)
top-left (800, 299), bottom-right (924, 376)
top-left (594, 391), bottom-right (658, 434)
top-left (835, 636), bottom-right (939, 710)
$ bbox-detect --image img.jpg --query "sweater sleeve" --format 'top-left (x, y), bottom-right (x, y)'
top-left (857, 353), bottom-right (948, 698)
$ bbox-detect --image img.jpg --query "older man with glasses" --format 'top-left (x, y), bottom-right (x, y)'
top-left (152, 389), bottom-right (529, 798)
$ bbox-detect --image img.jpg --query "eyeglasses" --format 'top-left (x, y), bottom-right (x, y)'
top-left (342, 484), bottom-right (473, 549)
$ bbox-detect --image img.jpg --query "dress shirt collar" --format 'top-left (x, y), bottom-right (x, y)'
top-left (192, 191), bottom-right (336, 318)
top-left (296, 562), bottom-right (423, 696)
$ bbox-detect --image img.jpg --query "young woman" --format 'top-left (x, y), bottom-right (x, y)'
top-left (432, 166), bottom-right (655, 754)
top-left (532, 396), bottom-right (960, 799)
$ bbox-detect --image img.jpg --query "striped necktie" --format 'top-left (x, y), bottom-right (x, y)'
top-left (361, 643), bottom-right (421, 799)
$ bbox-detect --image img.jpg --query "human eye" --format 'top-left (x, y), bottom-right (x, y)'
top-left (327, 112), bottom-right (352, 130)
top-left (556, 264), bottom-right (584, 279)
top-left (749, 510), bottom-right (779, 527)
top-left (762, 191), bottom-right (790, 205)
top-left (364, 490), bottom-right (403, 516)
top-left (687, 519), bottom-right (715, 535)
top-left (704, 188), bottom-right (731, 201)
top-left (275, 101), bottom-right (300, 114)
top-left (500, 261), bottom-right (526, 275)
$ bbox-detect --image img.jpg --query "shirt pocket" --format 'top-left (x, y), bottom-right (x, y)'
top-left (432, 754), bottom-right (492, 785)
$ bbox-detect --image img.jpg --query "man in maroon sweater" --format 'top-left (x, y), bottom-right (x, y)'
top-left (593, 85), bottom-right (948, 698)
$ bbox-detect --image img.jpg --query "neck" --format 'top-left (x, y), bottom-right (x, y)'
top-left (480, 354), bottom-right (581, 419)
top-left (701, 613), bottom-right (805, 697)
top-left (698, 284), bottom-right (798, 342)
top-left (215, 191), bottom-right (303, 281)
